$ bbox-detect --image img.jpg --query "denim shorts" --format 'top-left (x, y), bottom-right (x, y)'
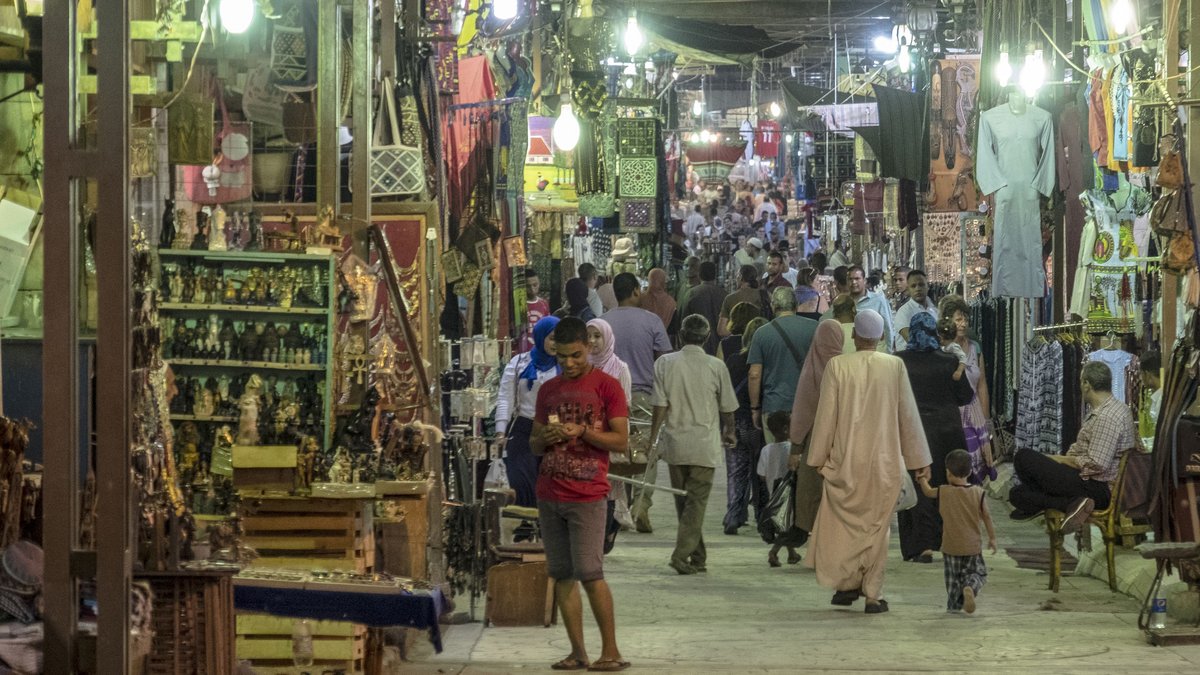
top-left (538, 498), bottom-right (607, 582)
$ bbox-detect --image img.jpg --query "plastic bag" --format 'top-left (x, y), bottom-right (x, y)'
top-left (483, 458), bottom-right (509, 490)
top-left (894, 469), bottom-right (918, 512)
top-left (758, 472), bottom-right (796, 544)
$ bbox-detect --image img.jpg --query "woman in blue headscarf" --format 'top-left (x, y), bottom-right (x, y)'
top-left (496, 315), bottom-right (561, 507)
top-left (895, 311), bottom-right (975, 562)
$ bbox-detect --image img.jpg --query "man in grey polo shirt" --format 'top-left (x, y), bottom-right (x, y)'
top-left (748, 287), bottom-right (818, 438)
top-left (650, 314), bottom-right (738, 574)
top-left (603, 272), bottom-right (673, 532)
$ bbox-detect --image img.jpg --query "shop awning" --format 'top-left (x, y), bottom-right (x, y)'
top-left (640, 13), bottom-right (798, 65)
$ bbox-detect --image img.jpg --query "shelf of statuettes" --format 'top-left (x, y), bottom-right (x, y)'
top-left (161, 302), bottom-right (329, 316)
top-left (169, 358), bottom-right (326, 371)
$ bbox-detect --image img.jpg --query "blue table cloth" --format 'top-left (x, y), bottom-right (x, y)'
top-left (233, 584), bottom-right (447, 652)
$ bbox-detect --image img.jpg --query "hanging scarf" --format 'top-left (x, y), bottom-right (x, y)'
top-left (906, 311), bottom-right (941, 352)
top-left (586, 318), bottom-right (626, 382)
top-left (520, 316), bottom-right (560, 389)
top-left (790, 320), bottom-right (845, 444)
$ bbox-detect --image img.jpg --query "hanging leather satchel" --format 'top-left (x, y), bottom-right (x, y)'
top-left (355, 76), bottom-right (424, 196)
top-left (1163, 231), bottom-right (1196, 274)
top-left (1151, 188), bottom-right (1188, 236)
top-left (1157, 141), bottom-right (1184, 189)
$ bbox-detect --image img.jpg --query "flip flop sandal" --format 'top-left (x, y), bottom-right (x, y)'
top-left (552, 657), bottom-right (589, 671)
top-left (588, 659), bottom-right (631, 672)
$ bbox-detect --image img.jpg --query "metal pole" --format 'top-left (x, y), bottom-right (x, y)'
top-left (351, 0), bottom-right (373, 222)
top-left (317, 0), bottom-right (341, 210)
top-left (41, 0), bottom-right (84, 671)
top-left (95, 0), bottom-right (134, 670)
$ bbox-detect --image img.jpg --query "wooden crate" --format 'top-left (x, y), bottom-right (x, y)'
top-left (242, 497), bottom-right (374, 572)
top-left (485, 561), bottom-right (555, 628)
top-left (236, 613), bottom-right (365, 674)
top-left (376, 493), bottom-right (429, 580)
top-left (233, 445), bottom-right (298, 494)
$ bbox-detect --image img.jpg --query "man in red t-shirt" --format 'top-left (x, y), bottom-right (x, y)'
top-left (520, 268), bottom-right (552, 353)
top-left (531, 318), bottom-right (630, 672)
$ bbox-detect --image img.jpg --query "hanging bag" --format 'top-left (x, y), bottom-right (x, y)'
top-left (894, 469), bottom-right (919, 512)
top-left (357, 76), bottom-right (424, 196)
top-left (181, 82), bottom-right (254, 204)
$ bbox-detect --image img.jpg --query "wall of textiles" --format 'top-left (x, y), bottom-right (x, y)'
top-left (928, 57), bottom-right (982, 213)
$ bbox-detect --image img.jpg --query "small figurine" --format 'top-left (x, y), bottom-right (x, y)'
top-left (328, 446), bottom-right (353, 483)
top-left (315, 205), bottom-right (344, 251)
top-left (191, 209), bottom-right (210, 250)
top-left (159, 199), bottom-right (176, 249)
top-left (209, 206), bottom-right (229, 251)
top-left (247, 211), bottom-right (264, 251)
top-left (236, 374), bottom-right (263, 446)
top-left (168, 267), bottom-right (183, 303)
top-left (297, 435), bottom-right (320, 489)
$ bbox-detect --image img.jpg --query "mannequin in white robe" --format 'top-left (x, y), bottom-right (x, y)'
top-left (976, 92), bottom-right (1056, 298)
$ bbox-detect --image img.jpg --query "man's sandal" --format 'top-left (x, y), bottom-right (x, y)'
top-left (552, 656), bottom-right (589, 670)
top-left (588, 659), bottom-right (632, 672)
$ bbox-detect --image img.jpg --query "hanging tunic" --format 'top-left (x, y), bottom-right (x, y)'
top-left (976, 103), bottom-right (1056, 298)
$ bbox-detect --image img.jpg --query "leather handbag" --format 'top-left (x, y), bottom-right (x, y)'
top-left (355, 76), bottom-right (424, 196)
top-left (1157, 144), bottom-right (1184, 189)
top-left (1151, 188), bottom-right (1188, 236)
top-left (1163, 232), bottom-right (1196, 274)
top-left (181, 84), bottom-right (253, 204)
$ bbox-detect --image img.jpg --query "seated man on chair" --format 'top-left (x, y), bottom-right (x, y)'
top-left (1009, 361), bottom-right (1135, 533)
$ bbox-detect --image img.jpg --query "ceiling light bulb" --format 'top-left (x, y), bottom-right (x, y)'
top-left (1110, 0), bottom-right (1135, 34)
top-left (219, 0), bottom-right (255, 34)
top-left (624, 14), bottom-right (643, 56)
top-left (552, 103), bottom-right (580, 151)
top-left (700, 129), bottom-right (711, 142)
top-left (624, 77), bottom-right (634, 89)
top-left (1019, 50), bottom-right (1045, 97)
top-left (995, 51), bottom-right (1012, 86)
top-left (769, 101), bottom-right (782, 118)
top-left (672, 70), bottom-right (680, 80)
top-left (873, 35), bottom-right (897, 54)
top-left (692, 99), bottom-right (703, 116)
top-left (493, 0), bottom-right (518, 21)
top-left (786, 134), bottom-right (794, 144)
top-left (689, 132), bottom-right (700, 143)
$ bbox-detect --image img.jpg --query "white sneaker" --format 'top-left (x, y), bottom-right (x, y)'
top-left (1060, 497), bottom-right (1095, 534)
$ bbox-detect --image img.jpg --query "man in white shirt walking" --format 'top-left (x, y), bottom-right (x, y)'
top-left (892, 269), bottom-right (939, 351)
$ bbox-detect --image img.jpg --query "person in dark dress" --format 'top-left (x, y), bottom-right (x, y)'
top-left (721, 317), bottom-right (771, 534)
top-left (717, 301), bottom-right (763, 359)
top-left (896, 312), bottom-right (975, 562)
top-left (557, 277), bottom-right (598, 323)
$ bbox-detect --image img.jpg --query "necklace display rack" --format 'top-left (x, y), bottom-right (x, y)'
top-left (439, 335), bottom-right (510, 619)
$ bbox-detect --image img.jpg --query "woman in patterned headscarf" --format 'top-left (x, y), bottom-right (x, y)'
top-left (895, 312), bottom-right (975, 563)
top-left (496, 316), bottom-right (560, 507)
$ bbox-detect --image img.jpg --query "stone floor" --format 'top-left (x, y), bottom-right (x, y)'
top-left (406, 463), bottom-right (1200, 673)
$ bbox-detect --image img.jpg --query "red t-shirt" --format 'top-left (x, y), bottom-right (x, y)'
top-left (534, 368), bottom-right (629, 503)
top-left (519, 297), bottom-right (552, 353)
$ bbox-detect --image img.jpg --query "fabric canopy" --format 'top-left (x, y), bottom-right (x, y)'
top-left (686, 140), bottom-right (749, 181)
top-left (872, 86), bottom-right (930, 183)
top-left (641, 13), bottom-right (798, 63)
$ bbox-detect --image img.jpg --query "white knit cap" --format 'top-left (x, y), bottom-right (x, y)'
top-left (853, 309), bottom-right (885, 340)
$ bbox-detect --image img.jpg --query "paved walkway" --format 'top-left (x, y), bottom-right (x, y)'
top-left (407, 463), bottom-right (1200, 673)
